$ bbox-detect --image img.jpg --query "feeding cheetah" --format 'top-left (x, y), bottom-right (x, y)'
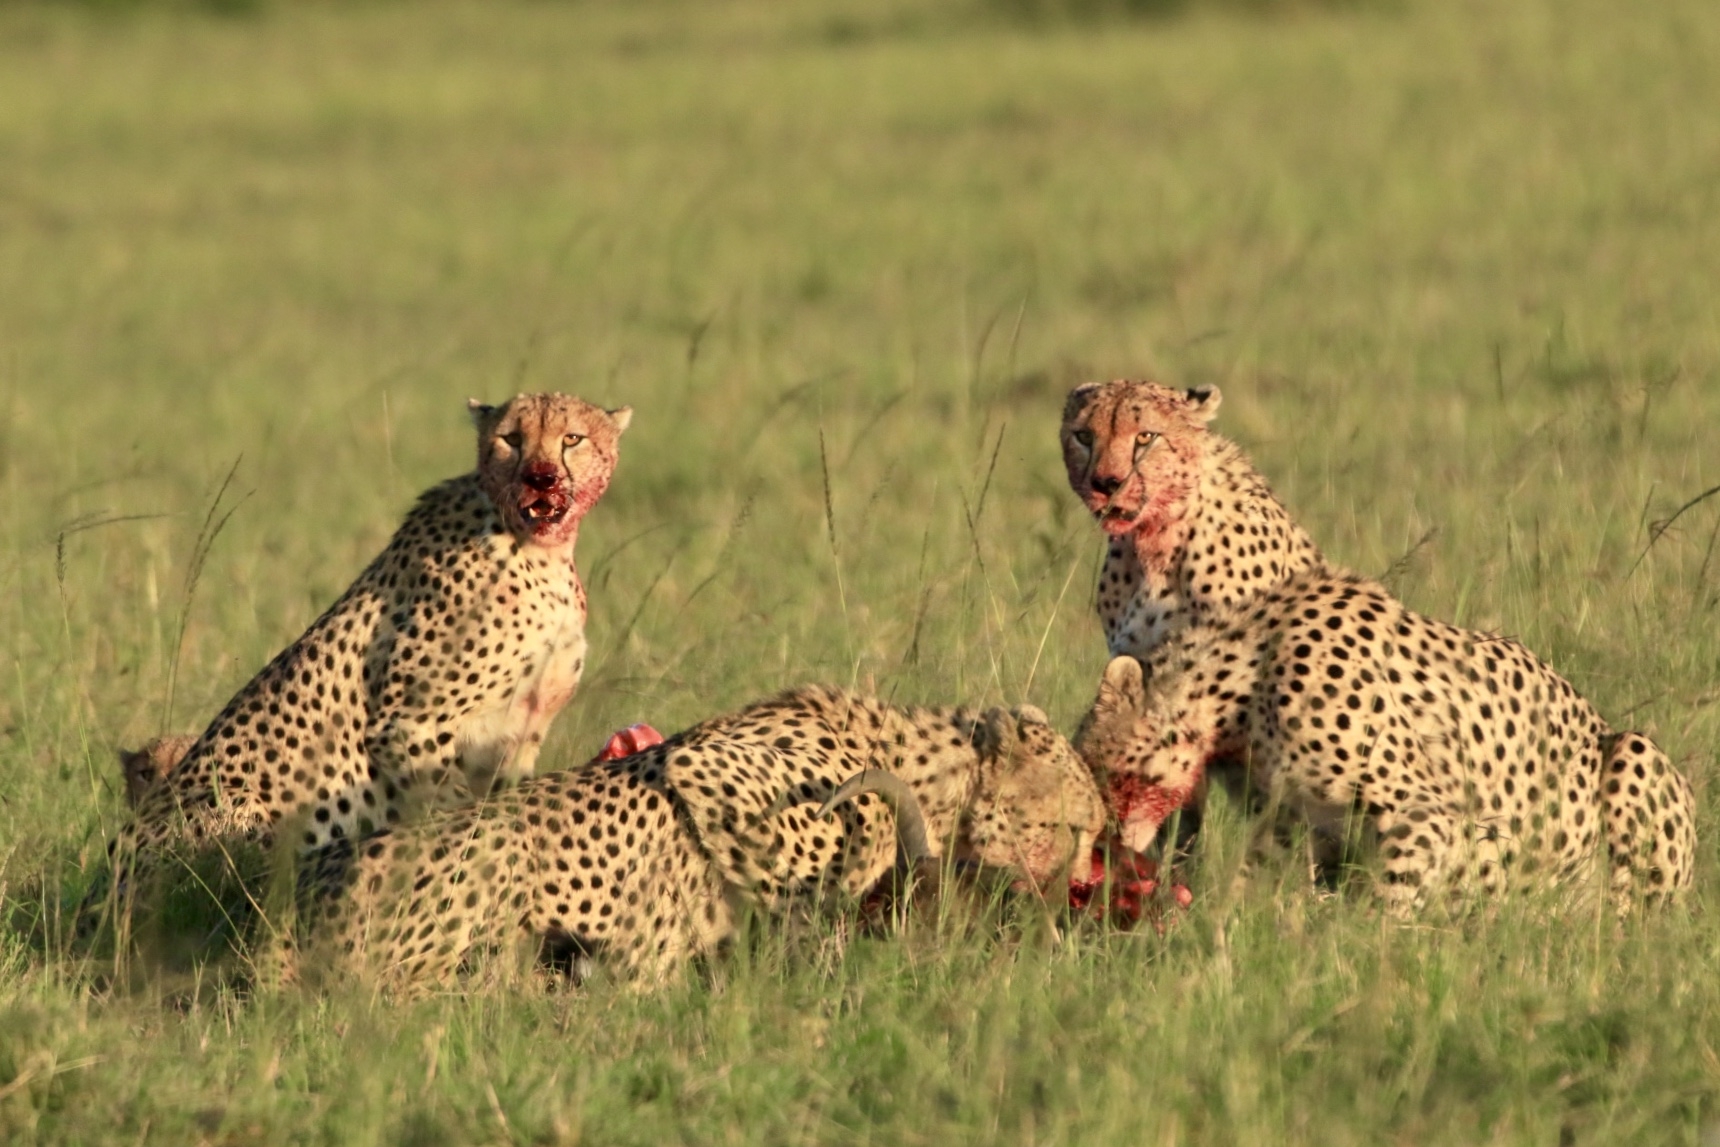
top-left (1075, 569), bottom-right (1696, 913)
top-left (292, 685), bottom-right (1105, 993)
top-left (86, 393), bottom-right (631, 935)
top-left (1060, 380), bottom-right (1325, 659)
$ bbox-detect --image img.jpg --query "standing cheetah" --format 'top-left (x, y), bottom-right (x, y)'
top-left (1060, 380), bottom-right (1325, 659)
top-left (1075, 570), bottom-right (1696, 913)
top-left (88, 393), bottom-right (631, 934)
top-left (294, 686), bottom-right (1105, 992)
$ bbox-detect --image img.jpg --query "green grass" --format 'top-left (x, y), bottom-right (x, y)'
top-left (3, 0), bottom-right (1720, 1141)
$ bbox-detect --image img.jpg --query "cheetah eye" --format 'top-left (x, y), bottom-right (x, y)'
top-left (563, 433), bottom-right (586, 449)
top-left (1072, 429), bottom-right (1094, 448)
top-left (1135, 431), bottom-right (1158, 448)
top-left (501, 431), bottom-right (523, 450)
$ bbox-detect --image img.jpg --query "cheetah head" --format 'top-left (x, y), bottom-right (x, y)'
top-left (1075, 655), bottom-right (1209, 853)
top-left (1060, 380), bottom-right (1221, 538)
top-left (117, 733), bottom-right (198, 808)
top-left (959, 705), bottom-right (1107, 893)
top-left (469, 393), bottom-right (633, 547)
top-left (822, 706), bottom-right (1104, 893)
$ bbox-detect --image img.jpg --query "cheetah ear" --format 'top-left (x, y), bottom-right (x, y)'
top-left (972, 707), bottom-right (1019, 760)
top-left (1097, 655), bottom-right (1146, 711)
top-left (467, 398), bottom-right (497, 426)
top-left (1062, 382), bottom-right (1103, 425)
top-left (1182, 386), bottom-right (1222, 423)
top-left (607, 405), bottom-right (633, 434)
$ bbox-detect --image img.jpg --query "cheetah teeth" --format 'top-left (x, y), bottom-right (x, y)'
top-left (523, 500), bottom-right (564, 521)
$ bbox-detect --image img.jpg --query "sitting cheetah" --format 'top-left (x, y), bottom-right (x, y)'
top-left (293, 685), bottom-right (1105, 993)
top-left (1075, 569), bottom-right (1696, 913)
top-left (1060, 380), bottom-right (1325, 659)
top-left (87, 393), bottom-right (631, 933)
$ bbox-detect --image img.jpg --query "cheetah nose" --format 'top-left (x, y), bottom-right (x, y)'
top-left (522, 464), bottom-right (560, 491)
top-left (1091, 474), bottom-right (1124, 496)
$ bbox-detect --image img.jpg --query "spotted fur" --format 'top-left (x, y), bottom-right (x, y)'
top-left (1060, 380), bottom-right (1324, 658)
top-left (116, 735), bottom-right (198, 809)
top-left (293, 686), bottom-right (1105, 993)
top-left (86, 394), bottom-right (631, 935)
top-left (1076, 570), bottom-right (1696, 913)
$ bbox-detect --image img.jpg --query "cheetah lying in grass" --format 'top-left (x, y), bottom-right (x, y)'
top-left (290, 686), bottom-right (1105, 993)
top-left (85, 393), bottom-right (631, 938)
top-left (1075, 569), bottom-right (1696, 914)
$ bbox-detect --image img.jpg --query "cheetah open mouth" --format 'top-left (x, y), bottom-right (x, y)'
top-left (1096, 501), bottom-right (1144, 532)
top-left (518, 488), bottom-right (572, 532)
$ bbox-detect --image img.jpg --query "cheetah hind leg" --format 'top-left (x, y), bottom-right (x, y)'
top-left (606, 839), bottom-right (736, 989)
top-left (1600, 731), bottom-right (1696, 911)
top-left (1369, 803), bottom-right (1465, 917)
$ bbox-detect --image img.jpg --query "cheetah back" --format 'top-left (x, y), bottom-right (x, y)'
top-left (297, 749), bottom-right (730, 991)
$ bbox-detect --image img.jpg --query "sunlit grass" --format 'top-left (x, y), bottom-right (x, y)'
top-left (2, 0), bottom-right (1718, 1141)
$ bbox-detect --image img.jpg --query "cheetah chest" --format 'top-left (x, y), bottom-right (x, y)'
top-left (1107, 590), bottom-right (1184, 659)
top-left (452, 562), bottom-right (589, 795)
top-left (1098, 539), bottom-right (1188, 659)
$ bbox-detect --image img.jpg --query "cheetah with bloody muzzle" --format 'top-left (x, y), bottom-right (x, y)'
top-left (1076, 570), bottom-right (1696, 914)
top-left (1060, 380), bottom-right (1325, 659)
top-left (84, 393), bottom-right (631, 937)
top-left (292, 686), bottom-right (1105, 993)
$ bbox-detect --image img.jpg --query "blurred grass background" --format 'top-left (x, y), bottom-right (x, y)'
top-left (1, 0), bottom-right (1718, 1142)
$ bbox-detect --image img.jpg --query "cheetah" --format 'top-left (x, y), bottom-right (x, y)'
top-left (1060, 380), bottom-right (1325, 659)
top-left (1074, 569), bottom-right (1697, 913)
top-left (116, 735), bottom-right (198, 809)
top-left (87, 393), bottom-right (631, 934)
top-left (293, 685), bottom-right (1105, 993)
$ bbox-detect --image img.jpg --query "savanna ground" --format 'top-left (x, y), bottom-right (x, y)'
top-left (2, 0), bottom-right (1718, 1141)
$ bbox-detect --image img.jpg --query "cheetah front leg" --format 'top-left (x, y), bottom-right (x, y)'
top-left (1221, 775), bottom-right (1350, 900)
top-left (1600, 731), bottom-right (1696, 910)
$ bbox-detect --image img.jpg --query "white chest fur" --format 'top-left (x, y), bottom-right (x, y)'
top-left (454, 547), bottom-right (589, 795)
